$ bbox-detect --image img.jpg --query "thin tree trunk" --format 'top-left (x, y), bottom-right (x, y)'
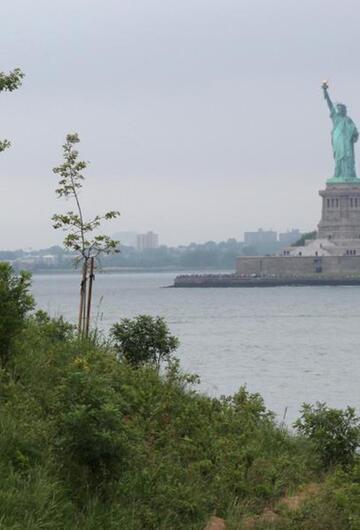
top-left (78, 261), bottom-right (87, 334)
top-left (85, 257), bottom-right (95, 338)
top-left (82, 264), bottom-right (88, 339)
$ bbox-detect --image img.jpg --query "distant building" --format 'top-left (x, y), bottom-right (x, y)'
top-left (137, 231), bottom-right (159, 250)
top-left (13, 254), bottom-right (57, 269)
top-left (41, 254), bottom-right (57, 265)
top-left (278, 229), bottom-right (302, 245)
top-left (244, 229), bottom-right (277, 245)
top-left (112, 231), bottom-right (138, 248)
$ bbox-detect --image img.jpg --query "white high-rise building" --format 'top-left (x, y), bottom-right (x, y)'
top-left (137, 231), bottom-right (159, 250)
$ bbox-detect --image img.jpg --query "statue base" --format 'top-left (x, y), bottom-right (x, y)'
top-left (318, 181), bottom-right (360, 240)
top-left (326, 176), bottom-right (360, 184)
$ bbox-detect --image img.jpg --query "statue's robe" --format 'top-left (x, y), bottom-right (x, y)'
top-left (330, 108), bottom-right (359, 180)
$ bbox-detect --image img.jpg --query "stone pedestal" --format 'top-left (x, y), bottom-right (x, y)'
top-left (317, 182), bottom-right (360, 240)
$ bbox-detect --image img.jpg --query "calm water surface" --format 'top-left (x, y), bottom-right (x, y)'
top-left (32, 272), bottom-right (360, 422)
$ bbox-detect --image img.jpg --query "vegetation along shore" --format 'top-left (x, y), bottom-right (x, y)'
top-left (1, 262), bottom-right (360, 529)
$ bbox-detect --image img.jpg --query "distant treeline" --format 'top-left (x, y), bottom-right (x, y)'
top-left (2, 239), bottom-right (286, 271)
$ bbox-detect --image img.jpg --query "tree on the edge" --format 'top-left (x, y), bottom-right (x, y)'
top-left (0, 263), bottom-right (34, 367)
top-left (52, 133), bottom-right (120, 337)
top-left (0, 68), bottom-right (24, 151)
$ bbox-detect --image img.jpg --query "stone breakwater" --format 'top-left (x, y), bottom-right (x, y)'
top-left (172, 273), bottom-right (360, 287)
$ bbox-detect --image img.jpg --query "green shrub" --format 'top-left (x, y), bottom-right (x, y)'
top-left (31, 310), bottom-right (76, 342)
top-left (51, 350), bottom-right (135, 490)
top-left (294, 402), bottom-right (360, 468)
top-left (0, 263), bottom-right (34, 367)
top-left (111, 314), bottom-right (179, 368)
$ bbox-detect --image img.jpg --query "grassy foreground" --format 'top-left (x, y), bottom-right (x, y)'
top-left (1, 267), bottom-right (360, 529)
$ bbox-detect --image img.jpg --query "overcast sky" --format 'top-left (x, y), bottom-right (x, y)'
top-left (1, 0), bottom-right (359, 249)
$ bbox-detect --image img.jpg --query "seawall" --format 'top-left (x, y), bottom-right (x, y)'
top-left (236, 255), bottom-right (360, 275)
top-left (173, 273), bottom-right (360, 288)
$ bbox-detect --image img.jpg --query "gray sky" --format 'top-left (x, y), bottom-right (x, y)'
top-left (1, 0), bottom-right (359, 249)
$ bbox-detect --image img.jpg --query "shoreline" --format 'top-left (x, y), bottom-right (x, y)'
top-left (173, 273), bottom-right (360, 287)
top-left (27, 266), bottom-right (234, 275)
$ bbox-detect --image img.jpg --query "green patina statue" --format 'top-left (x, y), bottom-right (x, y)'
top-left (322, 81), bottom-right (359, 182)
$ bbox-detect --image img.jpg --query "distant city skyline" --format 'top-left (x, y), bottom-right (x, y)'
top-left (1, 227), bottom-right (305, 252)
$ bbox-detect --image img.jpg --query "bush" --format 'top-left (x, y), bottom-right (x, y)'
top-left (0, 263), bottom-right (34, 367)
top-left (52, 349), bottom-right (135, 489)
top-left (294, 402), bottom-right (360, 468)
top-left (111, 314), bottom-right (179, 368)
top-left (31, 310), bottom-right (76, 342)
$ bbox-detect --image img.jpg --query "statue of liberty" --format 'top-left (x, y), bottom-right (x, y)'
top-left (322, 81), bottom-right (359, 182)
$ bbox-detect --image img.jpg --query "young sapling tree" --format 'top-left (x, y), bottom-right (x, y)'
top-left (52, 133), bottom-right (120, 336)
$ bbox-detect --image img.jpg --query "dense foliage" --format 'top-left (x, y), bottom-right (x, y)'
top-left (294, 403), bottom-right (360, 469)
top-left (111, 314), bottom-right (179, 368)
top-left (1, 265), bottom-right (360, 529)
top-left (0, 263), bottom-right (34, 367)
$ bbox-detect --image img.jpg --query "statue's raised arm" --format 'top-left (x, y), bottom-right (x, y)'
top-left (322, 81), bottom-right (334, 113)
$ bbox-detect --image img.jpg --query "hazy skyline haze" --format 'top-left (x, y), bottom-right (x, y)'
top-left (1, 0), bottom-right (359, 248)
